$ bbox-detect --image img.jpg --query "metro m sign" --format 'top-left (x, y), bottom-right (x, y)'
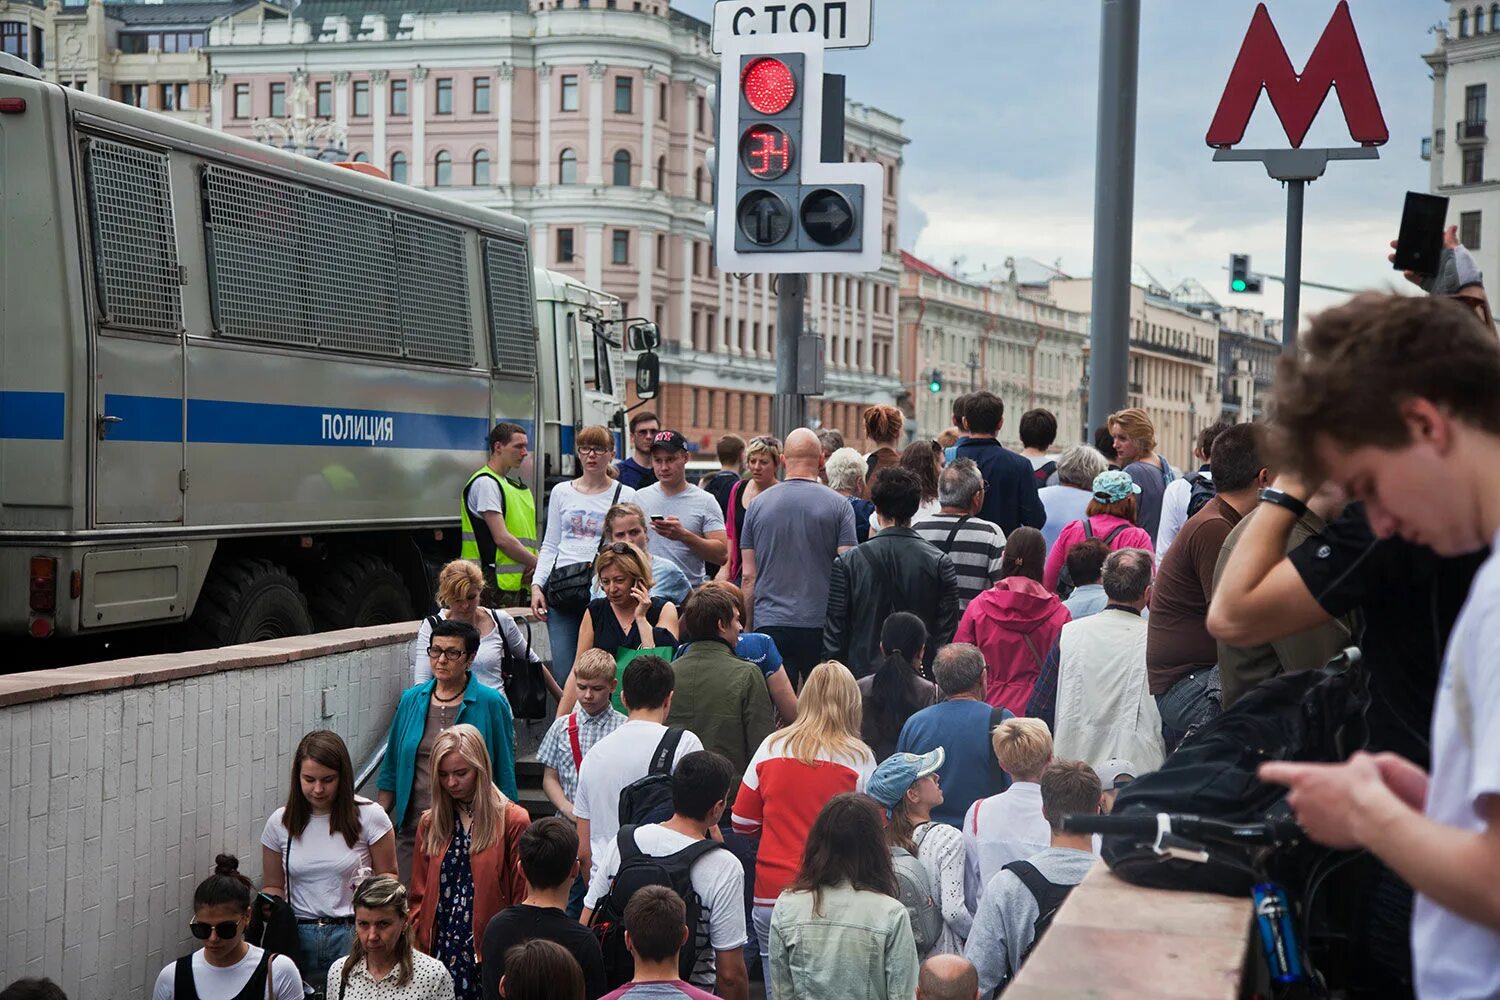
top-left (1206, 1), bottom-right (1388, 149)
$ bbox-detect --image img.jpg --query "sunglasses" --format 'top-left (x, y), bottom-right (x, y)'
top-left (602, 542), bottom-right (635, 555)
top-left (190, 919), bottom-right (241, 940)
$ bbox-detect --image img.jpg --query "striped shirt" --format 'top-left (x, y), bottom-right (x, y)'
top-left (914, 513), bottom-right (1007, 607)
top-left (536, 705), bottom-right (627, 803)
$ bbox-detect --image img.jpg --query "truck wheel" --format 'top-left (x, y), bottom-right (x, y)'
top-left (310, 553), bottom-right (414, 631)
top-left (189, 558), bottom-right (314, 647)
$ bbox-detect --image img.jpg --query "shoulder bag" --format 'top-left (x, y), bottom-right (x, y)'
top-left (246, 836), bottom-right (304, 968)
top-left (545, 483), bottom-right (623, 614)
top-left (497, 611), bottom-right (550, 720)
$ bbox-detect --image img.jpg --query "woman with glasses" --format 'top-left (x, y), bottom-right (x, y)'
top-left (411, 725), bottom-right (531, 1000)
top-left (328, 876), bottom-right (455, 999)
top-left (260, 731), bottom-right (398, 996)
top-left (413, 561), bottom-right (557, 700)
top-left (152, 854), bottom-right (305, 1000)
top-left (377, 619), bottom-right (518, 884)
top-left (720, 435), bottom-right (780, 584)
top-left (530, 425), bottom-right (637, 687)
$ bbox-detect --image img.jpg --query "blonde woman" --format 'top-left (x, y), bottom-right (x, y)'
top-left (1108, 407), bottom-right (1176, 542)
top-left (730, 661), bottom-right (877, 985)
top-left (577, 541), bottom-right (679, 660)
top-left (329, 876), bottom-right (455, 998)
top-left (412, 561), bottom-right (557, 699)
top-left (721, 435), bottom-right (781, 584)
top-left (410, 725), bottom-right (531, 1000)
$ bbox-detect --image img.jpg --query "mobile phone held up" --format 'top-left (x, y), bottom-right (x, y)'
top-left (1393, 192), bottom-right (1449, 276)
top-left (650, 515), bottom-right (666, 522)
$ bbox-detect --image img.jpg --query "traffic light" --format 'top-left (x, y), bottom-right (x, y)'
top-left (928, 369), bottom-right (943, 393)
top-left (1229, 253), bottom-right (1263, 294)
top-left (710, 33), bottom-right (885, 274)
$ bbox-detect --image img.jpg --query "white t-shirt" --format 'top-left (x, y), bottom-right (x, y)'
top-left (152, 945), bottom-right (303, 1000)
top-left (584, 823), bottom-right (747, 989)
top-left (961, 782), bottom-right (1052, 890)
top-left (259, 800), bottom-right (394, 919)
top-left (466, 475), bottom-right (505, 519)
top-left (534, 480), bottom-right (637, 589)
top-left (572, 719), bottom-right (705, 878)
top-left (1411, 535), bottom-right (1500, 999)
top-left (411, 608), bottom-right (542, 690)
top-left (1154, 472), bottom-right (1207, 564)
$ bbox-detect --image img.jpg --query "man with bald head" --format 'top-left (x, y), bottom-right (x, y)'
top-left (918, 955), bottom-right (980, 1000)
top-left (740, 427), bottom-right (858, 684)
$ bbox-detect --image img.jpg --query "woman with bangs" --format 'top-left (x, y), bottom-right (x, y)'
top-left (412, 560), bottom-right (555, 699)
top-left (730, 661), bottom-right (877, 985)
top-left (410, 725), bottom-right (531, 1000)
top-left (720, 435), bottom-right (781, 584)
top-left (328, 876), bottom-right (455, 998)
top-left (577, 541), bottom-right (679, 660)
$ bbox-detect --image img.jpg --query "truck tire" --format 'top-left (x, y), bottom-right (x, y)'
top-left (189, 558), bottom-right (314, 647)
top-left (310, 553), bottom-right (414, 631)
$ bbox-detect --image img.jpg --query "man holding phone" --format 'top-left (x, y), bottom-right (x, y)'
top-left (637, 430), bottom-right (729, 587)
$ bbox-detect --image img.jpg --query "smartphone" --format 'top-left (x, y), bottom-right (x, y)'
top-left (1393, 192), bottom-right (1449, 275)
top-left (650, 515), bottom-right (665, 522)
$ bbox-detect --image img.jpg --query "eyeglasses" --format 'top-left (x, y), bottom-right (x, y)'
top-left (426, 647), bottom-right (468, 662)
top-left (189, 919), bottom-right (241, 940)
top-left (579, 446), bottom-right (609, 457)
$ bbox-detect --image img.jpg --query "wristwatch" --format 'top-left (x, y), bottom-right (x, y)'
top-left (1259, 487), bottom-right (1309, 519)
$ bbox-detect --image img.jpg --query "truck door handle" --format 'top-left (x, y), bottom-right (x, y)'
top-left (98, 414), bottom-right (124, 439)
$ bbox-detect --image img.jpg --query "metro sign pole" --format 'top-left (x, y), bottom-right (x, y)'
top-left (1207, 1), bottom-right (1387, 352)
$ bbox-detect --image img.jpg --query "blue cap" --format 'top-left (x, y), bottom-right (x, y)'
top-left (865, 748), bottom-right (945, 811)
top-left (1092, 469), bottom-right (1142, 504)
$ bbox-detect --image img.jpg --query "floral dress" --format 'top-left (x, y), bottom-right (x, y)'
top-left (431, 821), bottom-right (480, 1000)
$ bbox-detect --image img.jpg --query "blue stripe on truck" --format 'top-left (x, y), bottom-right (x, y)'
top-left (0, 391), bottom-right (66, 440)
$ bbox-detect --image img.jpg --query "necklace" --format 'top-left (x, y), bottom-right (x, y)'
top-left (432, 683), bottom-right (465, 706)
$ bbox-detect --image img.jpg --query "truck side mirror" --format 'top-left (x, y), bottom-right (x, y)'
top-left (634, 352), bottom-right (661, 400)
top-left (626, 322), bottom-right (661, 352)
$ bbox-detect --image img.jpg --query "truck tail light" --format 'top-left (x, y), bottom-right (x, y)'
top-left (0, 98), bottom-right (26, 114)
top-left (29, 556), bottom-right (57, 613)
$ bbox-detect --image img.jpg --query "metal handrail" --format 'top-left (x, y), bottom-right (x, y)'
top-left (355, 740), bottom-right (387, 794)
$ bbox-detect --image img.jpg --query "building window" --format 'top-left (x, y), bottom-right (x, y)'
top-left (118, 83), bottom-right (148, 108)
top-left (1467, 84), bottom-right (1488, 130)
top-left (558, 147), bottom-right (578, 184)
top-left (315, 81), bottom-right (332, 118)
top-left (3, 21), bottom-right (28, 61)
top-left (615, 76), bottom-right (633, 113)
top-left (1462, 210), bottom-right (1483, 249)
top-left (352, 80), bottom-right (370, 116)
top-left (473, 149), bottom-right (491, 186)
top-left (656, 233), bottom-right (666, 269)
top-left (560, 74), bottom-right (579, 112)
top-left (433, 150), bottom-right (452, 186)
top-left (233, 83), bottom-right (250, 119)
top-left (656, 155), bottom-right (667, 190)
top-left (473, 76), bottom-right (491, 113)
top-left (695, 166), bottom-right (705, 201)
top-left (692, 242), bottom-right (702, 277)
top-left (1465, 147), bottom-right (1485, 184)
top-left (159, 82), bottom-right (190, 111)
top-left (612, 229), bottom-right (630, 265)
top-left (435, 77), bottom-right (453, 114)
top-left (352, 151), bottom-right (369, 163)
top-left (390, 79), bottom-right (408, 115)
top-left (389, 151), bottom-right (408, 183)
top-left (1493, 3), bottom-right (1500, 32)
top-left (658, 81), bottom-right (667, 120)
top-left (696, 93), bottom-right (706, 132)
top-left (269, 82), bottom-right (286, 117)
top-left (612, 149), bottom-right (632, 186)
top-left (1479, 6), bottom-right (1488, 33)
top-left (1460, 9), bottom-right (1469, 36)
top-left (557, 228), bottom-right (575, 263)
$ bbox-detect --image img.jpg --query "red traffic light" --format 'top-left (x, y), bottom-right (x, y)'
top-left (742, 57), bottom-right (796, 115)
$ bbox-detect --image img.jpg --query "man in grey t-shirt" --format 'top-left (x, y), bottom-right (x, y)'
top-left (740, 429), bottom-right (857, 684)
top-left (638, 430), bottom-right (729, 586)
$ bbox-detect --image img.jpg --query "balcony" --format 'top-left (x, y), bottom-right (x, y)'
top-left (1458, 119), bottom-right (1488, 145)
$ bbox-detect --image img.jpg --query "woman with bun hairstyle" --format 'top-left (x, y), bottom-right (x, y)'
top-left (862, 404), bottom-right (905, 455)
top-left (151, 855), bottom-right (304, 1000)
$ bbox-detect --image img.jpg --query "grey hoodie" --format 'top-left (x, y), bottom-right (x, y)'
top-left (963, 846), bottom-right (1096, 995)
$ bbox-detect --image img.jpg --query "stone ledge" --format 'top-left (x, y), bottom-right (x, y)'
top-left (1004, 862), bottom-right (1253, 1000)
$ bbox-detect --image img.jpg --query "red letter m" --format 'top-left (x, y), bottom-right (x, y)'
top-left (1206, 1), bottom-right (1388, 149)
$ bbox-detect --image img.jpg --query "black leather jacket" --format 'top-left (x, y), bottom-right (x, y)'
top-left (821, 527), bottom-right (960, 678)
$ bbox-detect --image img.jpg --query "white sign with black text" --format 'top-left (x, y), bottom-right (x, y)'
top-left (711, 0), bottom-right (873, 53)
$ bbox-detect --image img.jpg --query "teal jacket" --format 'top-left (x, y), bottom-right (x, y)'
top-left (377, 675), bottom-right (517, 829)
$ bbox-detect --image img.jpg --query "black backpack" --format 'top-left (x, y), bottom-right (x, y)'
top-left (1185, 472), bottom-right (1217, 520)
top-left (1004, 859), bottom-right (1077, 966)
top-left (1099, 649), bottom-right (1367, 896)
top-left (589, 824), bottom-right (726, 989)
top-left (1055, 519), bottom-right (1127, 599)
top-left (1032, 460), bottom-right (1057, 487)
top-left (617, 727), bottom-right (686, 828)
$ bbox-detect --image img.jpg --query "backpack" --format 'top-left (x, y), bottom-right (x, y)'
top-left (1055, 519), bottom-right (1128, 600)
top-left (1185, 472), bottom-right (1217, 520)
top-left (616, 727), bottom-right (686, 828)
top-left (1032, 460), bottom-right (1057, 487)
top-left (891, 824), bottom-right (943, 955)
top-left (1003, 859), bottom-right (1076, 966)
top-left (589, 824), bottom-right (726, 989)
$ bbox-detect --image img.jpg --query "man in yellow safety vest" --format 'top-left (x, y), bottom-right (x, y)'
top-left (461, 422), bottom-right (538, 606)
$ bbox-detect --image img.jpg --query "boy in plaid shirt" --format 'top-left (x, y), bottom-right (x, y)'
top-left (537, 648), bottom-right (626, 916)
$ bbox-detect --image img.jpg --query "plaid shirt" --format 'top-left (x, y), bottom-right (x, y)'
top-left (537, 705), bottom-right (627, 802)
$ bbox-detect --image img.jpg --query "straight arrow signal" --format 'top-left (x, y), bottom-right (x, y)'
top-left (753, 198), bottom-right (780, 242)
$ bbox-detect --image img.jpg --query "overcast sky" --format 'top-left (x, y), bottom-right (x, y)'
top-left (675, 0), bottom-right (1444, 321)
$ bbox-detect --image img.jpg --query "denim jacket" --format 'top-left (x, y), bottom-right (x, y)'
top-left (769, 882), bottom-right (919, 1000)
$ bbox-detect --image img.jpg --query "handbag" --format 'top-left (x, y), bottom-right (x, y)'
top-left (246, 838), bottom-right (305, 968)
top-left (499, 612), bottom-right (550, 720)
top-left (545, 484), bottom-right (623, 614)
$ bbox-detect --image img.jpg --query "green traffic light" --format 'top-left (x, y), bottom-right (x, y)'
top-left (929, 382), bottom-right (941, 393)
top-left (1231, 279), bottom-right (1248, 292)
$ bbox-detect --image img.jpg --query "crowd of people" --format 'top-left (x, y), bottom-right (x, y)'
top-left (10, 287), bottom-right (1500, 1000)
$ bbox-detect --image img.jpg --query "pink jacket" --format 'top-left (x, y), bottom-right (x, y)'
top-left (1043, 514), bottom-right (1154, 592)
top-left (955, 577), bottom-right (1071, 714)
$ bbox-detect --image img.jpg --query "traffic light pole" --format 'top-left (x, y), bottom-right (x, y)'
top-left (1086, 0), bottom-right (1140, 438)
top-left (773, 273), bottom-right (806, 441)
top-left (1282, 179), bottom-right (1304, 352)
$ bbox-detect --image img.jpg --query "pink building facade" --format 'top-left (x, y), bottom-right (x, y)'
top-left (206, 0), bottom-right (907, 450)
